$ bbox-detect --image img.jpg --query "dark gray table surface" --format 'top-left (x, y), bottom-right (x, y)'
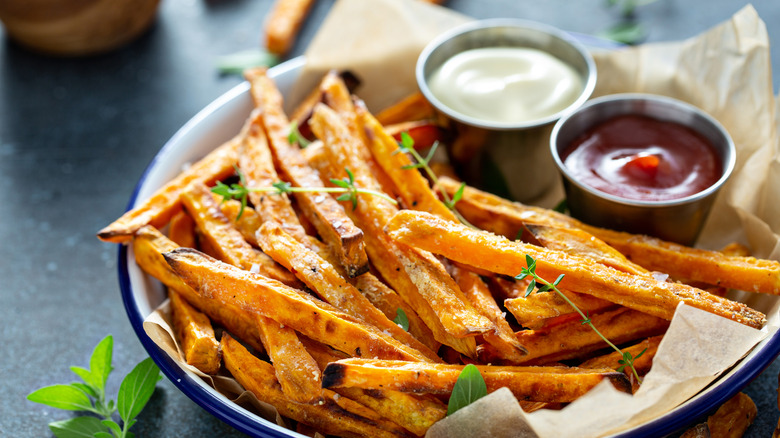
top-left (2, 0), bottom-right (779, 436)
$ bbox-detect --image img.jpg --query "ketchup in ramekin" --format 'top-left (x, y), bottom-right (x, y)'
top-left (561, 114), bottom-right (722, 202)
top-left (550, 94), bottom-right (735, 245)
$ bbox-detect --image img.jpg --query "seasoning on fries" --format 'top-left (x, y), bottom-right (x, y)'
top-left (98, 68), bottom-right (776, 437)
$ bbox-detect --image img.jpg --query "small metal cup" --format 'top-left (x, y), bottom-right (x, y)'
top-left (416, 19), bottom-right (596, 202)
top-left (550, 93), bottom-right (736, 245)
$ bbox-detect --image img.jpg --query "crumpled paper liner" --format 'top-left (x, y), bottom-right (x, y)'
top-left (141, 1), bottom-right (780, 437)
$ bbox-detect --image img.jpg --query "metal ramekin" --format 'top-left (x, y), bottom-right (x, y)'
top-left (550, 93), bottom-right (736, 245)
top-left (416, 19), bottom-right (596, 201)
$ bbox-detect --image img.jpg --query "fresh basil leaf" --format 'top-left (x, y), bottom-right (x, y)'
top-left (393, 308), bottom-right (410, 331)
top-left (71, 383), bottom-right (98, 399)
top-left (69, 367), bottom-right (93, 387)
top-left (101, 419), bottom-right (122, 436)
top-left (217, 49), bottom-right (279, 75)
top-left (90, 335), bottom-right (113, 393)
top-left (117, 358), bottom-right (161, 424)
top-left (93, 433), bottom-right (114, 438)
top-left (28, 385), bottom-right (94, 412)
top-left (447, 364), bottom-right (487, 416)
top-left (48, 416), bottom-right (106, 438)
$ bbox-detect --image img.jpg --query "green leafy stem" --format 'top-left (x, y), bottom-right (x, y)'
top-left (395, 132), bottom-right (473, 228)
top-left (212, 166), bottom-right (397, 220)
top-left (515, 255), bottom-right (646, 383)
top-left (27, 335), bottom-right (161, 438)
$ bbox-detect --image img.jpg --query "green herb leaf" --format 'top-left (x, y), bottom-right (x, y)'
top-left (400, 131), bottom-right (414, 151)
top-left (70, 383), bottom-right (98, 399)
top-left (90, 335), bottom-right (113, 394)
top-left (634, 347), bottom-right (648, 361)
top-left (117, 358), bottom-right (161, 425)
top-left (345, 168), bottom-right (355, 184)
top-left (101, 419), bottom-right (122, 436)
top-left (93, 432), bottom-right (114, 438)
top-left (330, 178), bottom-right (351, 189)
top-left (272, 181), bottom-right (293, 194)
top-left (48, 416), bottom-right (106, 438)
top-left (524, 279), bottom-right (537, 297)
top-left (525, 255), bottom-right (536, 273)
top-left (288, 121), bottom-right (312, 148)
top-left (552, 199), bottom-right (568, 214)
top-left (451, 182), bottom-right (466, 205)
top-left (217, 49), bottom-right (279, 75)
top-left (600, 22), bottom-right (645, 45)
top-left (447, 364), bottom-right (487, 416)
top-left (553, 274), bottom-right (565, 287)
top-left (28, 385), bottom-right (94, 412)
top-left (393, 308), bottom-right (410, 331)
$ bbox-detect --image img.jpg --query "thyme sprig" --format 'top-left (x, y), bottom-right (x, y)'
top-left (395, 132), bottom-right (473, 227)
top-left (515, 255), bottom-right (646, 383)
top-left (212, 167), bottom-right (397, 220)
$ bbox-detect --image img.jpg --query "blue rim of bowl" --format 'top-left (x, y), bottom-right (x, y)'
top-left (118, 54), bottom-right (780, 438)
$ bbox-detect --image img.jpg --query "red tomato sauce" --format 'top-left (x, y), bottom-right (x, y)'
top-left (561, 115), bottom-right (722, 201)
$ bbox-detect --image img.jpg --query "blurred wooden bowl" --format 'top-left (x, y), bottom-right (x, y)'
top-left (0, 0), bottom-right (161, 56)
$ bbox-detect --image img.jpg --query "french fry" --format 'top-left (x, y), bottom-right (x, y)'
top-left (580, 336), bottom-right (662, 373)
top-left (508, 307), bottom-right (668, 365)
top-left (522, 223), bottom-right (649, 276)
top-left (180, 181), bottom-right (300, 287)
top-left (356, 101), bottom-right (524, 360)
top-left (168, 210), bottom-right (197, 249)
top-left (579, 224), bottom-right (780, 295)
top-left (318, 73), bottom-right (400, 199)
top-left (680, 423), bottom-right (710, 438)
top-left (448, 262), bottom-right (528, 363)
top-left (352, 273), bottom-right (441, 353)
top-left (505, 284), bottom-right (615, 330)
top-left (182, 183), bottom-right (324, 402)
top-left (217, 197), bottom-right (264, 247)
top-left (97, 136), bottom-right (240, 243)
top-left (220, 334), bottom-right (416, 438)
top-left (385, 210), bottom-right (767, 329)
top-left (164, 247), bottom-right (434, 362)
top-left (438, 176), bottom-right (780, 295)
top-left (254, 312), bottom-right (324, 404)
top-left (375, 91), bottom-right (436, 125)
top-left (322, 359), bottom-right (632, 403)
top-left (309, 103), bottom-right (494, 356)
top-left (256, 221), bottom-right (441, 362)
top-left (301, 336), bottom-right (447, 436)
top-left (707, 392), bottom-right (757, 437)
top-left (239, 108), bottom-right (309, 244)
top-left (580, 335), bottom-right (662, 392)
top-left (263, 0), bottom-right (316, 56)
top-left (169, 290), bottom-right (221, 375)
top-left (131, 226), bottom-right (265, 353)
top-left (245, 68), bottom-right (369, 276)
top-left (357, 101), bottom-right (454, 219)
top-left (680, 392), bottom-right (757, 438)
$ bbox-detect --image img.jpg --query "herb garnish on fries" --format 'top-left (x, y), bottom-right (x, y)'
top-left (97, 67), bottom-right (776, 437)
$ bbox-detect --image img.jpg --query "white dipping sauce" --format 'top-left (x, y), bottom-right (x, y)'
top-left (427, 47), bottom-right (584, 124)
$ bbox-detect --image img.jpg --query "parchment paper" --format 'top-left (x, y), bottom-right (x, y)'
top-left (142, 1), bottom-right (780, 437)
